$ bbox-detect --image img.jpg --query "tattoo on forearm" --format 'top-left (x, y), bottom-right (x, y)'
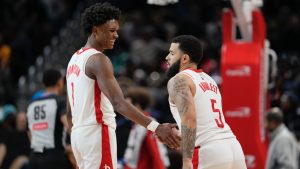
top-left (181, 125), bottom-right (196, 159)
top-left (172, 77), bottom-right (189, 116)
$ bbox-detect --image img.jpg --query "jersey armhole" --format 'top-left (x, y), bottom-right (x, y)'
top-left (82, 51), bottom-right (101, 81)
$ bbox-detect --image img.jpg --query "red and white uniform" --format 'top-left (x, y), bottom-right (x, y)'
top-left (169, 69), bottom-right (246, 169)
top-left (66, 47), bottom-right (117, 169)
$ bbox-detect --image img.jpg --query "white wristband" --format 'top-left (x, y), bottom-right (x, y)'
top-left (146, 120), bottom-right (160, 132)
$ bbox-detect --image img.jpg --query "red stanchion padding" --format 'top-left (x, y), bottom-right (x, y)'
top-left (222, 9), bottom-right (234, 44)
top-left (221, 9), bottom-right (267, 169)
top-left (252, 10), bottom-right (266, 46)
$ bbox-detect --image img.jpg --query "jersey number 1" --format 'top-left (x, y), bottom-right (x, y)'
top-left (71, 82), bottom-right (74, 106)
top-left (210, 99), bottom-right (224, 128)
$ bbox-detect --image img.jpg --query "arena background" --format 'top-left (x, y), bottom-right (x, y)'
top-left (0, 0), bottom-right (300, 169)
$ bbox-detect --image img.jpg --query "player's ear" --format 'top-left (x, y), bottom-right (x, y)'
top-left (92, 26), bottom-right (98, 37)
top-left (182, 54), bottom-right (190, 64)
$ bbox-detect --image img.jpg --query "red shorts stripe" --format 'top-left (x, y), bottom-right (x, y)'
top-left (99, 124), bottom-right (113, 169)
top-left (94, 81), bottom-right (113, 168)
top-left (192, 146), bottom-right (200, 169)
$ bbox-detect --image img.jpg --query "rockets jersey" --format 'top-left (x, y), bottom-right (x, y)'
top-left (169, 69), bottom-right (235, 147)
top-left (27, 94), bottom-right (66, 152)
top-left (66, 47), bottom-right (116, 130)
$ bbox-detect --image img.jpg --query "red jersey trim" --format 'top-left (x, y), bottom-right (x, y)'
top-left (76, 47), bottom-right (92, 55)
top-left (185, 68), bottom-right (203, 73)
top-left (94, 81), bottom-right (103, 123)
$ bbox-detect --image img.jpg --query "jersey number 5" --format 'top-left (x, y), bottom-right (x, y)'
top-left (210, 99), bottom-right (224, 128)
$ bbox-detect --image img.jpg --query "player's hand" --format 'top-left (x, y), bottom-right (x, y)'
top-left (155, 123), bottom-right (181, 149)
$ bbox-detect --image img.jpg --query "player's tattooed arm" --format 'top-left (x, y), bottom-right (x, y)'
top-left (168, 74), bottom-right (196, 160)
top-left (181, 125), bottom-right (196, 159)
top-left (168, 75), bottom-right (191, 116)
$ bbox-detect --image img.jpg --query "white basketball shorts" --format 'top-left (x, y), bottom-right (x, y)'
top-left (71, 124), bottom-right (117, 169)
top-left (193, 138), bottom-right (247, 169)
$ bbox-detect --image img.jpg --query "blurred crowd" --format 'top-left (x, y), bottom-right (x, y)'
top-left (1, 0), bottom-right (300, 169)
top-left (263, 0), bottom-right (300, 139)
top-left (0, 0), bottom-right (79, 103)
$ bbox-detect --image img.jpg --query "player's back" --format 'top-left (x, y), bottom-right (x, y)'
top-left (27, 94), bottom-right (65, 152)
top-left (66, 48), bottom-right (116, 131)
top-left (169, 69), bottom-right (235, 147)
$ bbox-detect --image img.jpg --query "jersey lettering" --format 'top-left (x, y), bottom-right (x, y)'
top-left (32, 122), bottom-right (49, 130)
top-left (199, 82), bottom-right (218, 94)
top-left (66, 64), bottom-right (81, 78)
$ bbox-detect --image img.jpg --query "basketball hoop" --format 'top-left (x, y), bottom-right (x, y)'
top-left (230, 0), bottom-right (263, 41)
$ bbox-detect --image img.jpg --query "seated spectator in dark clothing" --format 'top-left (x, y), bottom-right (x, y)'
top-left (0, 105), bottom-right (30, 169)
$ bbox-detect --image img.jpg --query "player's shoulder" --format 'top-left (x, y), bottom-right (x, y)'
top-left (167, 73), bottom-right (189, 89)
top-left (88, 51), bottom-right (111, 64)
top-left (176, 72), bottom-right (194, 84)
top-left (167, 76), bottom-right (176, 89)
top-left (168, 73), bottom-right (186, 83)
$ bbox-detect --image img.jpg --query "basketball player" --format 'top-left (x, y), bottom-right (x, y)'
top-left (27, 69), bottom-right (71, 169)
top-left (166, 35), bottom-right (247, 169)
top-left (123, 87), bottom-right (170, 169)
top-left (66, 3), bottom-right (180, 169)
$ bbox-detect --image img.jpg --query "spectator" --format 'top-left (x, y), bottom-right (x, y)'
top-left (265, 107), bottom-right (299, 169)
top-left (0, 105), bottom-right (30, 169)
top-left (0, 43), bottom-right (11, 70)
top-left (123, 87), bottom-right (170, 169)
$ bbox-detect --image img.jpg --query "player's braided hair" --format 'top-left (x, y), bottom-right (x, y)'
top-left (81, 2), bottom-right (121, 36)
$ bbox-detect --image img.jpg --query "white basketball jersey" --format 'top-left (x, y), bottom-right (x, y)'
top-left (66, 47), bottom-right (116, 130)
top-left (169, 69), bottom-right (235, 147)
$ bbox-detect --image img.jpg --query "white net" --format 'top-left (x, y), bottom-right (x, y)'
top-left (147, 0), bottom-right (178, 6)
